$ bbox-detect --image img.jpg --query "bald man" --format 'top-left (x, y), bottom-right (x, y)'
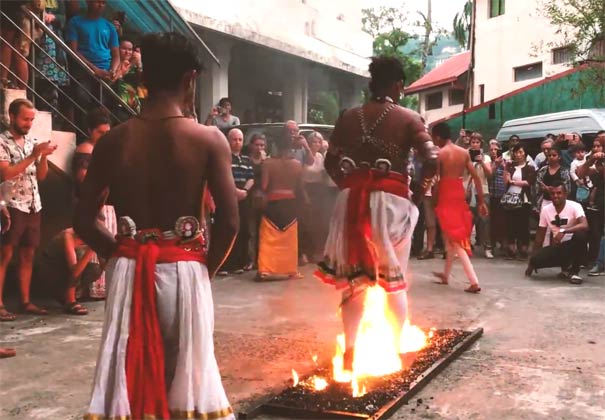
top-left (285, 120), bottom-right (314, 165)
top-left (218, 128), bottom-right (255, 275)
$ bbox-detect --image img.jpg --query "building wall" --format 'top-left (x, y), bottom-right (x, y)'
top-left (172, 0), bottom-right (372, 76)
top-left (439, 68), bottom-right (604, 151)
top-left (417, 86), bottom-right (464, 124)
top-left (473, 0), bottom-right (571, 105)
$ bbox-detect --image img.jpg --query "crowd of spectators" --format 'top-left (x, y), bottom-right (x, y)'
top-left (413, 128), bottom-right (605, 285)
top-left (1, 0), bottom-right (146, 135)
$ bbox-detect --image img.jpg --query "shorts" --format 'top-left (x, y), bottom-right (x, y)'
top-left (1, 207), bottom-right (41, 248)
top-left (423, 195), bottom-right (437, 229)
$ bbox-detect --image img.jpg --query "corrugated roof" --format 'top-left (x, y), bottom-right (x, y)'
top-left (405, 51), bottom-right (471, 94)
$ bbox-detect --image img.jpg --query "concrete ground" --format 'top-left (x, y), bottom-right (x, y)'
top-left (1, 255), bottom-right (604, 420)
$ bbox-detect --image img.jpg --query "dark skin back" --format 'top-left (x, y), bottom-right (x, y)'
top-left (74, 113), bottom-right (239, 277)
top-left (327, 103), bottom-right (432, 174)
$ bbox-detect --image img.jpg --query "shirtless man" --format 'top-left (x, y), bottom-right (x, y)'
top-left (317, 56), bottom-right (438, 369)
top-left (431, 122), bottom-right (487, 293)
top-left (74, 33), bottom-right (238, 420)
top-left (257, 127), bottom-right (305, 279)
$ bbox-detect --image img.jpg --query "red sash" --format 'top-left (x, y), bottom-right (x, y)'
top-left (113, 232), bottom-right (206, 420)
top-left (339, 168), bottom-right (409, 276)
top-left (435, 177), bottom-right (473, 255)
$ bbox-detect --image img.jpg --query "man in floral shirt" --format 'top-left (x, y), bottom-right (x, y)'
top-left (0, 99), bottom-right (56, 321)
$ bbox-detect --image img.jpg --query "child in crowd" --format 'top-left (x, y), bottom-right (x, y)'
top-left (570, 144), bottom-right (594, 206)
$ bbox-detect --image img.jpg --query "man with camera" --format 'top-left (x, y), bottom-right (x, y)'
top-left (205, 97), bottom-right (241, 129)
top-left (466, 133), bottom-right (494, 258)
top-left (525, 180), bottom-right (588, 284)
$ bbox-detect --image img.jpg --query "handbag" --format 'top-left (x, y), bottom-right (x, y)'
top-left (500, 191), bottom-right (523, 209)
top-left (575, 185), bottom-right (590, 203)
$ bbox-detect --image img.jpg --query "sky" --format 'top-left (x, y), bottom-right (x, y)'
top-left (360, 0), bottom-right (468, 35)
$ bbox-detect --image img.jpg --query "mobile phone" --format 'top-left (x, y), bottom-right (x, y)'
top-left (496, 149), bottom-right (503, 158)
top-left (469, 149), bottom-right (481, 160)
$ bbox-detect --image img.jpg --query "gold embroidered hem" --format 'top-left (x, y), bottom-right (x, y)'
top-left (84, 407), bottom-right (233, 420)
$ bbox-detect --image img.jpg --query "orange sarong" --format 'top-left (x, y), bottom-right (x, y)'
top-left (435, 177), bottom-right (473, 255)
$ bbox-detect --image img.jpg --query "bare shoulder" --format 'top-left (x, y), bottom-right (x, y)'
top-left (76, 142), bottom-right (94, 154)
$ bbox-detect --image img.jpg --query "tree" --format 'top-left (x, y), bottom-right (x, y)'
top-left (362, 7), bottom-right (422, 109)
top-left (452, 0), bottom-right (472, 49)
top-left (542, 0), bottom-right (605, 97)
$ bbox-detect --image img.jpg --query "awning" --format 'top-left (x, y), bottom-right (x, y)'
top-left (105, 0), bottom-right (219, 65)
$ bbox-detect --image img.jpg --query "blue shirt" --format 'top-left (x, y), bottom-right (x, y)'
top-left (66, 15), bottom-right (118, 70)
top-left (231, 154), bottom-right (254, 189)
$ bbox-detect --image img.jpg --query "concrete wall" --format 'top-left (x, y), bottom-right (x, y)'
top-left (418, 86), bottom-right (464, 124)
top-left (172, 0), bottom-right (372, 77)
top-left (473, 0), bottom-right (571, 105)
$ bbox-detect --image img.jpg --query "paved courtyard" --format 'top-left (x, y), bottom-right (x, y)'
top-left (1, 256), bottom-right (604, 420)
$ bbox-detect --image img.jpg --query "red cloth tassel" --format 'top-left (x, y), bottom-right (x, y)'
top-left (340, 168), bottom-right (409, 276)
top-left (114, 235), bottom-right (205, 420)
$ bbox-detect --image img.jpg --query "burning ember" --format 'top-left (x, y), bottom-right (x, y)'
top-left (292, 286), bottom-right (429, 396)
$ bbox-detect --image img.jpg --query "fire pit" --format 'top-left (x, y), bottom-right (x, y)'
top-left (239, 328), bottom-right (483, 420)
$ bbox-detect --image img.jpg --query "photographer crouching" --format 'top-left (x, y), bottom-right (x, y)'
top-left (525, 180), bottom-right (589, 284)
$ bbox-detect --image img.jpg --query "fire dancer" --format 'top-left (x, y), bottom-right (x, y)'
top-left (75, 33), bottom-right (238, 420)
top-left (316, 56), bottom-right (438, 368)
top-left (431, 122), bottom-right (487, 293)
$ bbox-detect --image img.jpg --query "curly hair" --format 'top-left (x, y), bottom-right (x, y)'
top-left (368, 56), bottom-right (405, 95)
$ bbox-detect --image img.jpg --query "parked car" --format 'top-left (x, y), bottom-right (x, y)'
top-left (219, 123), bottom-right (334, 155)
top-left (496, 108), bottom-right (605, 157)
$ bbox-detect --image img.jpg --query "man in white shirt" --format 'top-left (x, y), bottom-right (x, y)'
top-left (525, 180), bottom-right (589, 284)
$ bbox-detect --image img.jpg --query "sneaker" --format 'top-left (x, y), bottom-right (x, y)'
top-left (569, 274), bottom-right (583, 285)
top-left (218, 271), bottom-right (229, 276)
top-left (484, 249), bottom-right (494, 259)
top-left (588, 265), bottom-right (605, 276)
top-left (233, 269), bottom-right (244, 275)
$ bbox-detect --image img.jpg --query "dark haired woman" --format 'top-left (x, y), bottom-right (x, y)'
top-left (503, 144), bottom-right (535, 260)
top-left (317, 56), bottom-right (438, 369)
top-left (535, 147), bottom-right (571, 210)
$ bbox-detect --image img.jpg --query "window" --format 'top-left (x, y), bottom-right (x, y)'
top-left (552, 46), bottom-right (572, 64)
top-left (488, 103), bottom-right (496, 119)
top-left (426, 92), bottom-right (443, 110)
top-left (449, 89), bottom-right (465, 106)
top-left (514, 62), bottom-right (543, 82)
top-left (479, 84), bottom-right (485, 104)
top-left (489, 0), bottom-right (505, 17)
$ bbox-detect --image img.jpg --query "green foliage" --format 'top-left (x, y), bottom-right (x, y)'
top-left (452, 0), bottom-right (472, 49)
top-left (308, 92), bottom-right (339, 125)
top-left (362, 7), bottom-right (424, 109)
top-left (542, 0), bottom-right (605, 98)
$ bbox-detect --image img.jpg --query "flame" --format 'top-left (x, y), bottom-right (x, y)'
top-left (312, 376), bottom-right (328, 391)
top-left (332, 286), bottom-right (429, 396)
top-left (312, 355), bottom-right (318, 364)
top-left (399, 319), bottom-right (428, 354)
top-left (291, 369), bottom-right (299, 387)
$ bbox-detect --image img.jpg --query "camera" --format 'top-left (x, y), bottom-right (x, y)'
top-left (469, 149), bottom-right (481, 161)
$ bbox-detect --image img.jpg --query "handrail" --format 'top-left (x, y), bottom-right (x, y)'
top-left (1, 10), bottom-right (109, 114)
top-left (0, 36), bottom-right (87, 115)
top-left (0, 62), bottom-right (88, 138)
top-left (18, 5), bottom-right (137, 116)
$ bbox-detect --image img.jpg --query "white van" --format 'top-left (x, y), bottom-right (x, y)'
top-left (496, 108), bottom-right (605, 155)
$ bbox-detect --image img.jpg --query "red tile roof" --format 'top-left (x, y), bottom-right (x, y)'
top-left (404, 51), bottom-right (471, 94)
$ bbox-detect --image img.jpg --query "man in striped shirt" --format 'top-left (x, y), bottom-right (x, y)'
top-left (218, 128), bottom-right (254, 275)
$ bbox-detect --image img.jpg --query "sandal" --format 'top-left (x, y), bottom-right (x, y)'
top-left (64, 302), bottom-right (88, 316)
top-left (464, 284), bottom-right (482, 294)
top-left (21, 302), bottom-right (49, 315)
top-left (0, 306), bottom-right (16, 322)
top-left (0, 347), bottom-right (16, 359)
top-left (432, 272), bottom-right (449, 285)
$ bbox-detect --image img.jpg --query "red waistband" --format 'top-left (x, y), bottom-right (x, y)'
top-left (341, 168), bottom-right (409, 278)
top-left (113, 235), bottom-right (206, 263)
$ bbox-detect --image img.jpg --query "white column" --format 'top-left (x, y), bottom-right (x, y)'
top-left (283, 63), bottom-right (308, 123)
top-left (199, 40), bottom-right (232, 120)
